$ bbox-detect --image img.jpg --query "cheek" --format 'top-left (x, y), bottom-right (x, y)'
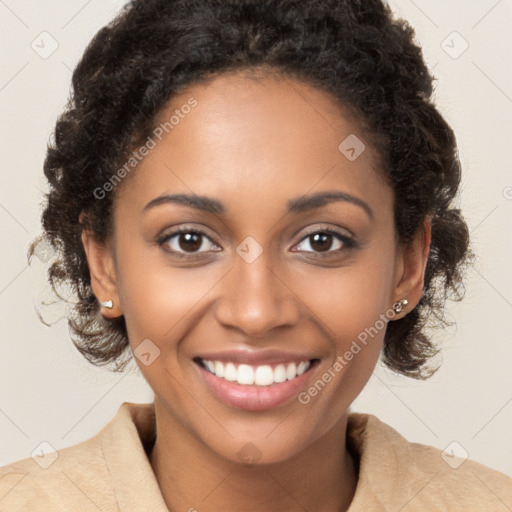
top-left (114, 245), bottom-right (231, 415)
top-left (285, 251), bottom-right (396, 346)
top-left (292, 267), bottom-right (389, 364)
top-left (286, 250), bottom-right (395, 416)
top-left (114, 236), bottom-right (227, 348)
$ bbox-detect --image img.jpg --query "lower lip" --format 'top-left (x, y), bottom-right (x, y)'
top-left (196, 362), bottom-right (316, 411)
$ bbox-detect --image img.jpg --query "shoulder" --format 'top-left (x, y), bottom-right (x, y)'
top-left (0, 402), bottom-right (150, 511)
top-left (0, 435), bottom-right (115, 511)
top-left (347, 412), bottom-right (512, 511)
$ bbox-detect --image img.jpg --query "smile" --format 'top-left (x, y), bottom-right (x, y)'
top-left (198, 358), bottom-right (312, 386)
top-left (193, 351), bottom-right (319, 411)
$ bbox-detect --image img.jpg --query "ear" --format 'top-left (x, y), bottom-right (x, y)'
top-left (391, 217), bottom-right (431, 316)
top-left (81, 226), bottom-right (122, 319)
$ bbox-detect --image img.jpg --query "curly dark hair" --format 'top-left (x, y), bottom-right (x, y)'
top-left (29, 0), bottom-right (471, 378)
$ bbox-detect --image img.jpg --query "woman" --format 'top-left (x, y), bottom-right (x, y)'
top-left (1, 0), bottom-right (510, 510)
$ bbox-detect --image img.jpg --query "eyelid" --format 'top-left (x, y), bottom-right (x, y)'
top-left (157, 225), bottom-right (222, 254)
top-left (290, 226), bottom-right (356, 252)
top-left (156, 224), bottom-right (356, 257)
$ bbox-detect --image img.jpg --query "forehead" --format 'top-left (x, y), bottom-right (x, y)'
top-left (116, 71), bottom-right (391, 215)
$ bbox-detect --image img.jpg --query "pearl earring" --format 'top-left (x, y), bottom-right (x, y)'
top-left (392, 299), bottom-right (408, 314)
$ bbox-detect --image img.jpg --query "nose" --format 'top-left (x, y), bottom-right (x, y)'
top-left (214, 254), bottom-right (301, 337)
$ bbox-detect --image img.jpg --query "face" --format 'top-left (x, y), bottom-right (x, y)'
top-left (85, 70), bottom-right (428, 465)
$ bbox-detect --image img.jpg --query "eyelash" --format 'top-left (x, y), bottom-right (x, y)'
top-left (156, 227), bottom-right (221, 259)
top-left (157, 226), bottom-right (356, 257)
top-left (293, 227), bottom-right (357, 254)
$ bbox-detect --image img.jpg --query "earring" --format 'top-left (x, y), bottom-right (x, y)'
top-left (393, 299), bottom-right (408, 314)
top-left (100, 299), bottom-right (114, 309)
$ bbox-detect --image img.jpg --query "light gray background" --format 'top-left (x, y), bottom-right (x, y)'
top-left (1, 0), bottom-right (511, 477)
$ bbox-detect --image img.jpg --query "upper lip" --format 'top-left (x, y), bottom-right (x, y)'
top-left (194, 349), bottom-right (318, 366)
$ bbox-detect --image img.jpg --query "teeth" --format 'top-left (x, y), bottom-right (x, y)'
top-left (254, 365), bottom-right (274, 386)
top-left (237, 364), bottom-right (254, 385)
top-left (201, 359), bottom-right (311, 386)
top-left (225, 362), bottom-right (237, 381)
top-left (286, 362), bottom-right (297, 380)
top-left (214, 361), bottom-right (224, 378)
top-left (273, 364), bottom-right (287, 383)
top-left (297, 361), bottom-right (308, 376)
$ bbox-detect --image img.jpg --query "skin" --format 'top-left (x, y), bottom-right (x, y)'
top-left (82, 70), bottom-right (430, 512)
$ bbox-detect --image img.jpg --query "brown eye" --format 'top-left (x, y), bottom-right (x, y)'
top-left (178, 232), bottom-right (202, 252)
top-left (293, 229), bottom-right (354, 254)
top-left (309, 233), bottom-right (333, 252)
top-left (161, 230), bottom-right (220, 254)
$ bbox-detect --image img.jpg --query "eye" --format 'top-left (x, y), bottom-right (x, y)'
top-left (292, 229), bottom-right (354, 253)
top-left (159, 229), bottom-right (221, 254)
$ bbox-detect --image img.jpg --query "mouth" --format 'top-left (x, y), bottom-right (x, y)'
top-left (193, 354), bottom-right (319, 411)
top-left (196, 357), bottom-right (313, 386)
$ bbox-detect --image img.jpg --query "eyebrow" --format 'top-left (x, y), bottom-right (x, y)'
top-left (288, 191), bottom-right (373, 219)
top-left (144, 194), bottom-right (224, 214)
top-left (143, 190), bottom-right (373, 219)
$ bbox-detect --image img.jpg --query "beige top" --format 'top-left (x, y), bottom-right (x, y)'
top-left (1, 402), bottom-right (511, 511)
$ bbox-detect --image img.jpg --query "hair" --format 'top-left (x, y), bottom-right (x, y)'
top-left (30, 0), bottom-right (471, 378)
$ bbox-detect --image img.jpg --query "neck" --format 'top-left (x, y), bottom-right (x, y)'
top-left (149, 399), bottom-right (358, 512)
